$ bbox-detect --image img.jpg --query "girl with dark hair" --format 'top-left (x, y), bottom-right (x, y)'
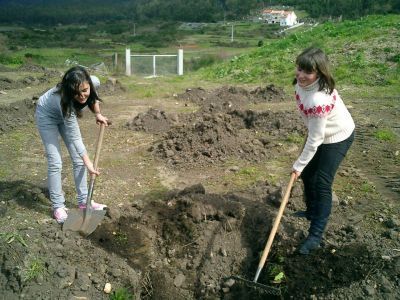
top-left (35, 66), bottom-right (109, 223)
top-left (292, 47), bottom-right (355, 254)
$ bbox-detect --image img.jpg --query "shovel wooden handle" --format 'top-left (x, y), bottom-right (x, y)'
top-left (254, 172), bottom-right (296, 282)
top-left (92, 123), bottom-right (106, 171)
top-left (86, 123), bottom-right (106, 206)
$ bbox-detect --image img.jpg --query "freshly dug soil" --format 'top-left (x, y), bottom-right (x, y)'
top-left (0, 69), bottom-right (399, 300)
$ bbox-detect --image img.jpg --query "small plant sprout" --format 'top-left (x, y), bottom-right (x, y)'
top-left (110, 287), bottom-right (134, 300)
top-left (268, 264), bottom-right (286, 284)
top-left (273, 271), bottom-right (286, 284)
top-left (114, 231), bottom-right (128, 245)
top-left (23, 258), bottom-right (46, 282)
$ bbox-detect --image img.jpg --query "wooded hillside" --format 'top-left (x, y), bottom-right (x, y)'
top-left (0, 0), bottom-right (398, 25)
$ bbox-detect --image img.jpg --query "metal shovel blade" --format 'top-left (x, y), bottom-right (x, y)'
top-left (63, 208), bottom-right (106, 236)
top-left (79, 208), bottom-right (106, 236)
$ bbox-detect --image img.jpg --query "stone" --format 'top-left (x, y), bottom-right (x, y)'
top-left (174, 274), bottom-right (186, 287)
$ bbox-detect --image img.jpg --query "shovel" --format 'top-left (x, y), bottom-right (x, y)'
top-left (63, 123), bottom-right (107, 236)
top-left (232, 172), bottom-right (296, 295)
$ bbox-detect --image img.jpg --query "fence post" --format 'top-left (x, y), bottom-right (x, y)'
top-left (125, 48), bottom-right (131, 76)
top-left (153, 55), bottom-right (156, 77)
top-left (177, 49), bottom-right (183, 76)
top-left (113, 53), bottom-right (118, 72)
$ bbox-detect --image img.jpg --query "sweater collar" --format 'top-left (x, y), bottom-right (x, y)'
top-left (298, 78), bottom-right (320, 92)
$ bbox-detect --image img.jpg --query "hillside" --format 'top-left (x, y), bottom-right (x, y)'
top-left (202, 14), bottom-right (400, 92)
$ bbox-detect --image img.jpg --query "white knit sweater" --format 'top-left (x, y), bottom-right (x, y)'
top-left (293, 79), bottom-right (355, 172)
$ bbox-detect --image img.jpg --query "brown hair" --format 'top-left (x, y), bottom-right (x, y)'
top-left (293, 47), bottom-right (335, 94)
top-left (58, 66), bottom-right (101, 118)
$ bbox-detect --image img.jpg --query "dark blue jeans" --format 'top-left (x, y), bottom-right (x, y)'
top-left (300, 131), bottom-right (355, 238)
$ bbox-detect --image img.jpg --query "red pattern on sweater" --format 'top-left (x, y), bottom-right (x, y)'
top-left (295, 92), bottom-right (336, 117)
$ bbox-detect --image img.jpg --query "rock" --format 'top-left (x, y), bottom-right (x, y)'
top-left (165, 149), bottom-right (175, 157)
top-left (110, 267), bottom-right (122, 277)
top-left (393, 257), bottom-right (400, 275)
top-left (76, 271), bottom-right (91, 291)
top-left (363, 285), bottom-right (376, 296)
top-left (378, 275), bottom-right (392, 293)
top-left (106, 77), bottom-right (117, 86)
top-left (385, 217), bottom-right (400, 229)
top-left (103, 282), bottom-right (112, 294)
top-left (219, 248), bottom-right (227, 257)
top-left (173, 274), bottom-right (186, 287)
top-left (227, 166), bottom-right (240, 172)
top-left (106, 207), bottom-right (121, 220)
top-left (224, 278), bottom-right (235, 287)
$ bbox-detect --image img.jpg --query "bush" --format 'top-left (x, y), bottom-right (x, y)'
top-left (186, 54), bottom-right (221, 71)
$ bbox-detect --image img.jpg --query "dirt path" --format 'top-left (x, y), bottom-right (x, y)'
top-left (0, 70), bottom-right (399, 299)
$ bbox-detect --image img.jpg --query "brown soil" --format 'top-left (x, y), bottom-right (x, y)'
top-left (0, 68), bottom-right (399, 300)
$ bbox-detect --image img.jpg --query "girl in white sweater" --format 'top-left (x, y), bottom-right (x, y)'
top-left (292, 47), bottom-right (355, 254)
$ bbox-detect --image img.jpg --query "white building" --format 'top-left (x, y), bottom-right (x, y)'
top-left (262, 9), bottom-right (298, 27)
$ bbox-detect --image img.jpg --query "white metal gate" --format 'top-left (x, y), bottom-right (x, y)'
top-left (125, 48), bottom-right (183, 77)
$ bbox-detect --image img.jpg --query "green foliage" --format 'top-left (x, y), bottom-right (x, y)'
top-left (286, 133), bottom-right (304, 144)
top-left (361, 182), bottom-right (376, 193)
top-left (267, 263), bottom-right (286, 284)
top-left (238, 167), bottom-right (257, 176)
top-left (374, 129), bottom-right (396, 141)
top-left (23, 258), bottom-right (46, 282)
top-left (110, 287), bottom-right (134, 300)
top-left (114, 231), bottom-right (128, 246)
top-left (187, 54), bottom-right (221, 71)
top-left (0, 53), bottom-right (24, 66)
top-left (0, 232), bottom-right (28, 247)
top-left (0, 0), bottom-right (397, 25)
top-left (202, 15), bottom-right (400, 88)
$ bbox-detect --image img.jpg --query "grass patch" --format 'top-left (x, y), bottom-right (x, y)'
top-left (201, 15), bottom-right (400, 89)
top-left (222, 163), bottom-right (277, 190)
top-left (374, 129), bottom-right (396, 141)
top-left (23, 257), bottom-right (46, 282)
top-left (114, 231), bottom-right (129, 246)
top-left (110, 287), bottom-right (134, 300)
top-left (361, 182), bottom-right (376, 193)
top-left (286, 133), bottom-right (304, 144)
top-left (0, 232), bottom-right (28, 247)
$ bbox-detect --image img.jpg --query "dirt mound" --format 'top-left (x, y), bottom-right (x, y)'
top-left (150, 107), bottom-right (303, 167)
top-left (0, 98), bottom-right (36, 133)
top-left (0, 74), bottom-right (56, 91)
top-left (126, 108), bottom-right (179, 133)
top-left (18, 64), bottom-right (47, 73)
top-left (97, 77), bottom-right (126, 96)
top-left (2, 180), bottom-right (396, 300)
top-left (0, 64), bottom-right (13, 72)
top-left (177, 85), bottom-right (287, 107)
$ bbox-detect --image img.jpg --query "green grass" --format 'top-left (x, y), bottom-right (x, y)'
top-left (110, 287), bottom-right (134, 300)
top-left (23, 257), bottom-right (46, 282)
top-left (374, 129), bottom-right (396, 142)
top-left (221, 163), bottom-right (277, 189)
top-left (0, 232), bottom-right (28, 247)
top-left (201, 15), bottom-right (400, 91)
top-left (114, 231), bottom-right (129, 246)
top-left (286, 133), bottom-right (304, 144)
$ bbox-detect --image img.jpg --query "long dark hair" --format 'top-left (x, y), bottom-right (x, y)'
top-left (58, 66), bottom-right (101, 118)
top-left (293, 47), bottom-right (335, 94)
